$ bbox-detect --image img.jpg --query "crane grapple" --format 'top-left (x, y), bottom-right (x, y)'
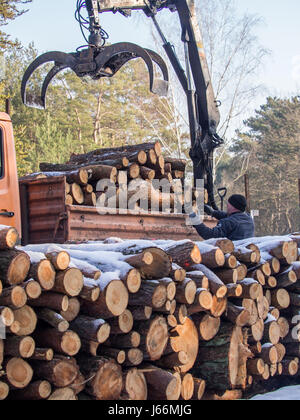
top-left (21, 43), bottom-right (169, 109)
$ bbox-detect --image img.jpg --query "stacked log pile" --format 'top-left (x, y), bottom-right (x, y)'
top-left (24, 142), bottom-right (207, 212)
top-left (0, 225), bottom-right (299, 400)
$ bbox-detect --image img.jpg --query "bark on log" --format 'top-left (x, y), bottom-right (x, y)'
top-left (142, 365), bottom-right (181, 401)
top-left (9, 381), bottom-right (52, 400)
top-left (81, 280), bottom-right (128, 319)
top-left (163, 241), bottom-right (201, 268)
top-left (193, 378), bottom-right (206, 400)
top-left (32, 357), bottom-right (79, 388)
top-left (129, 306), bottom-right (152, 321)
top-left (30, 292), bottom-right (69, 313)
top-left (192, 313), bottom-right (221, 341)
top-left (122, 368), bottom-right (147, 401)
top-left (194, 323), bottom-right (252, 392)
top-left (30, 348), bottom-right (54, 362)
top-left (184, 271), bottom-right (208, 289)
top-left (108, 310), bottom-right (133, 335)
top-left (4, 336), bottom-right (35, 359)
top-left (28, 259), bottom-right (56, 291)
top-left (187, 288), bottom-right (213, 315)
top-left (271, 289), bottom-right (290, 310)
top-left (104, 331), bottom-right (141, 349)
top-left (128, 280), bottom-right (167, 309)
top-left (69, 316), bottom-right (111, 344)
top-left (125, 247), bottom-right (171, 280)
top-left (79, 278), bottom-right (101, 303)
top-left (35, 308), bottom-right (69, 332)
top-left (0, 250), bottom-right (30, 286)
top-left (77, 356), bottom-right (123, 400)
top-left (195, 242), bottom-right (225, 268)
top-left (33, 328), bottom-right (81, 356)
top-left (188, 264), bottom-right (227, 298)
top-left (0, 226), bottom-right (19, 250)
top-left (175, 278), bottom-right (197, 305)
top-left (223, 302), bottom-right (251, 327)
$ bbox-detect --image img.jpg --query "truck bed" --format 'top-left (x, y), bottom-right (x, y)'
top-left (19, 176), bottom-right (216, 245)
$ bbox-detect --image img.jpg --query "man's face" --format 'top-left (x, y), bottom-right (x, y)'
top-left (227, 202), bottom-right (237, 215)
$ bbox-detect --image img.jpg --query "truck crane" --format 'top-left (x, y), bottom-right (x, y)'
top-left (0, 1), bottom-right (222, 244)
top-left (21, 0), bottom-right (224, 210)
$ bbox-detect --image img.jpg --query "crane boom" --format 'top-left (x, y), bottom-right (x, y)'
top-left (21, 0), bottom-right (224, 208)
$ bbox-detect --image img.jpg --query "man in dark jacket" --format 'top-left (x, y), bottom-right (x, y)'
top-left (190, 194), bottom-right (255, 241)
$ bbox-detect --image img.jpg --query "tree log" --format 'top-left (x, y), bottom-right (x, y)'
top-left (138, 316), bottom-right (168, 361)
top-left (188, 264), bottom-right (227, 298)
top-left (53, 268), bottom-right (84, 297)
top-left (77, 356), bottom-right (123, 400)
top-left (142, 365), bottom-right (181, 401)
top-left (9, 381), bottom-right (52, 400)
top-left (0, 226), bottom-right (19, 250)
top-left (122, 368), bottom-right (147, 400)
top-left (5, 357), bottom-right (33, 389)
top-left (33, 328), bottom-right (81, 356)
top-left (192, 313), bottom-right (221, 341)
top-left (32, 357), bottom-right (79, 388)
top-left (0, 250), bottom-right (30, 286)
top-left (30, 292), bottom-right (69, 312)
top-left (81, 280), bottom-right (128, 319)
top-left (13, 305), bottom-right (37, 336)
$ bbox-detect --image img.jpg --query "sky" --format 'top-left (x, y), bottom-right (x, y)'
top-left (4, 0), bottom-right (300, 113)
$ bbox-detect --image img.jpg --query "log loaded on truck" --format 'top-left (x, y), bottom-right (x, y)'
top-left (0, 0), bottom-right (223, 245)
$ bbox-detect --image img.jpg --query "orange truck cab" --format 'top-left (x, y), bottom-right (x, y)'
top-left (0, 112), bottom-right (21, 235)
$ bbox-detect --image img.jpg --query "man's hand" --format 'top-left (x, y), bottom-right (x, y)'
top-left (204, 205), bottom-right (214, 216)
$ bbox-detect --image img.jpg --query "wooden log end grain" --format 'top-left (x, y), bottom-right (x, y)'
top-left (181, 373), bottom-right (194, 401)
top-left (0, 306), bottom-right (14, 327)
top-left (45, 251), bottom-right (70, 271)
top-left (123, 368), bottom-right (147, 401)
top-left (54, 268), bottom-right (84, 297)
top-left (5, 357), bottom-right (33, 389)
top-left (0, 250), bottom-right (31, 286)
top-left (32, 259), bottom-right (56, 291)
top-left (140, 316), bottom-right (169, 361)
top-left (48, 388), bottom-right (77, 401)
top-left (193, 313), bottom-right (221, 342)
top-left (13, 305), bottom-right (38, 336)
top-left (0, 382), bottom-right (9, 400)
top-left (0, 226), bottom-right (19, 250)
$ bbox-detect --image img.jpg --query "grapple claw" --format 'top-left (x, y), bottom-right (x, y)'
top-left (21, 43), bottom-right (169, 109)
top-left (21, 52), bottom-right (77, 108)
top-left (94, 42), bottom-right (169, 96)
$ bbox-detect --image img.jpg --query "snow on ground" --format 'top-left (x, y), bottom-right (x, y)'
top-left (251, 386), bottom-right (300, 400)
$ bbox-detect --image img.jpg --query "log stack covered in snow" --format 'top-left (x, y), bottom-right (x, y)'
top-left (0, 225), bottom-right (299, 400)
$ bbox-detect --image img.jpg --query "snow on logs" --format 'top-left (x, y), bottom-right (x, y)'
top-left (0, 232), bottom-right (299, 399)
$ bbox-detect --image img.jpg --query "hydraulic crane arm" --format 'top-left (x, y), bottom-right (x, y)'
top-left (21, 0), bottom-right (224, 208)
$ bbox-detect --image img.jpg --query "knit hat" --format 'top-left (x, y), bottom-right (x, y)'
top-left (228, 194), bottom-right (247, 212)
